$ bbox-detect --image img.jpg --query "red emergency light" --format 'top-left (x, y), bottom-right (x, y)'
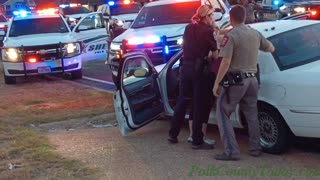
top-left (37, 8), bottom-right (58, 15)
top-left (28, 57), bottom-right (38, 63)
top-left (311, 10), bottom-right (317, 16)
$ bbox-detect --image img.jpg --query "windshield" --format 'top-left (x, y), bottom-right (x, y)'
top-left (9, 17), bottom-right (69, 37)
top-left (61, 7), bottom-right (91, 15)
top-left (0, 15), bottom-right (7, 22)
top-left (131, 1), bottom-right (201, 29)
top-left (110, 4), bottom-right (141, 16)
top-left (269, 23), bottom-right (320, 70)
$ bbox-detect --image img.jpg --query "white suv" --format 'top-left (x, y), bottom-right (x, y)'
top-left (1, 10), bottom-right (109, 84)
top-left (107, 0), bottom-right (231, 71)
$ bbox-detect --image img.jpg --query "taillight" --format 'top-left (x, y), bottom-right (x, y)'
top-left (311, 10), bottom-right (317, 16)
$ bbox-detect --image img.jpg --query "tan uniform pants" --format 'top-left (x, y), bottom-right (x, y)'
top-left (216, 77), bottom-right (261, 157)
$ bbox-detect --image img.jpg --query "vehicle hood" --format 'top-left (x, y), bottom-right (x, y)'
top-left (112, 13), bottom-right (138, 22)
top-left (67, 13), bottom-right (88, 19)
top-left (4, 33), bottom-right (75, 47)
top-left (112, 24), bottom-right (187, 43)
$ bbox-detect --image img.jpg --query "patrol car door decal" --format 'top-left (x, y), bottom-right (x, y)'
top-left (120, 54), bottom-right (163, 129)
top-left (72, 12), bottom-right (108, 62)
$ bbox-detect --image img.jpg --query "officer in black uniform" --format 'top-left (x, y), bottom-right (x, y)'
top-left (168, 4), bottom-right (218, 149)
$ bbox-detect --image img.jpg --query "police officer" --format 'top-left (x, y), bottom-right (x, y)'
top-left (168, 4), bottom-right (218, 149)
top-left (238, 0), bottom-right (262, 24)
top-left (212, 5), bottom-right (275, 160)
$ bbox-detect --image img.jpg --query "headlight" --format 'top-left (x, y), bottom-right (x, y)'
top-left (110, 42), bottom-right (121, 50)
top-left (115, 20), bottom-right (124, 26)
top-left (64, 43), bottom-right (81, 57)
top-left (4, 48), bottom-right (19, 62)
top-left (294, 7), bottom-right (306, 13)
top-left (177, 38), bottom-right (183, 45)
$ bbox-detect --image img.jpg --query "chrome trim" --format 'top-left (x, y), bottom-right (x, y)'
top-left (290, 110), bottom-right (320, 114)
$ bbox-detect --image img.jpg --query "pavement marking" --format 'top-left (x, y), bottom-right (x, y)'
top-left (83, 76), bottom-right (115, 85)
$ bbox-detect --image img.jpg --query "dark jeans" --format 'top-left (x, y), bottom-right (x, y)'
top-left (169, 65), bottom-right (215, 145)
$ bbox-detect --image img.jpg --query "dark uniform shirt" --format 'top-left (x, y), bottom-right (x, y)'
top-left (182, 22), bottom-right (218, 63)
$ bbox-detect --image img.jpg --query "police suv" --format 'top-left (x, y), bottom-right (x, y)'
top-left (106, 0), bottom-right (231, 73)
top-left (1, 9), bottom-right (108, 84)
top-left (98, 0), bottom-right (143, 39)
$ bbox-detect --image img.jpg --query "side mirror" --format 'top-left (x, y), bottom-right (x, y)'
top-left (214, 12), bottom-right (223, 21)
top-left (123, 22), bottom-right (132, 29)
top-left (133, 68), bottom-right (148, 78)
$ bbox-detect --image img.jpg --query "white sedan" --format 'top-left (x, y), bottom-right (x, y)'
top-left (112, 20), bottom-right (320, 154)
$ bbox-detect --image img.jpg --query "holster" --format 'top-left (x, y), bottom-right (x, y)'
top-left (220, 72), bottom-right (244, 104)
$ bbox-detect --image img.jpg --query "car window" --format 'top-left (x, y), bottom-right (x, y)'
top-left (123, 57), bottom-right (149, 86)
top-left (61, 7), bottom-right (91, 15)
top-left (269, 23), bottom-right (320, 70)
top-left (9, 17), bottom-right (69, 37)
top-left (77, 14), bottom-right (104, 31)
top-left (131, 1), bottom-right (201, 29)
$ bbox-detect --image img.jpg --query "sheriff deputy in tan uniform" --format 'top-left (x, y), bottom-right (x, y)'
top-left (212, 5), bottom-right (275, 161)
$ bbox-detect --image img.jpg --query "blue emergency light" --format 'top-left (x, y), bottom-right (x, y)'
top-left (273, 0), bottom-right (280, 6)
top-left (108, 1), bottom-right (115, 6)
top-left (13, 10), bottom-right (31, 18)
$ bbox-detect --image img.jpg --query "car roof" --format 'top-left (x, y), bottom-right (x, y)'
top-left (145, 0), bottom-right (200, 7)
top-left (249, 20), bottom-right (320, 38)
top-left (13, 14), bottom-right (61, 21)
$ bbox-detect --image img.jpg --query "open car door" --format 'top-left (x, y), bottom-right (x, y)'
top-left (114, 52), bottom-right (163, 136)
top-left (72, 12), bottom-right (109, 61)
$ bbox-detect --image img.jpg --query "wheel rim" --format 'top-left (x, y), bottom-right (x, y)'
top-left (259, 112), bottom-right (279, 148)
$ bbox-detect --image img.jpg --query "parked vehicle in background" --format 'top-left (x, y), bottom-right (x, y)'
top-left (59, 3), bottom-right (92, 26)
top-left (97, 0), bottom-right (143, 39)
top-left (106, 0), bottom-right (230, 82)
top-left (277, 0), bottom-right (320, 18)
top-left (112, 20), bottom-right (320, 155)
top-left (281, 7), bottom-right (320, 20)
top-left (0, 14), bottom-right (8, 31)
top-left (258, 0), bottom-right (320, 20)
top-left (1, 9), bottom-right (108, 84)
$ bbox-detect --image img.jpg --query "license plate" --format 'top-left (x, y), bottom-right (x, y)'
top-left (264, 13), bottom-right (277, 20)
top-left (38, 66), bottom-right (51, 74)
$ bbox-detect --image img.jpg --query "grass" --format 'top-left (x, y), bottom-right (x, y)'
top-left (0, 64), bottom-right (114, 180)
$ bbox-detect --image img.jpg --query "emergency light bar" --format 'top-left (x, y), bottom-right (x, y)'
top-left (59, 3), bottom-right (81, 8)
top-left (272, 0), bottom-right (281, 6)
top-left (13, 10), bottom-right (32, 18)
top-left (108, 1), bottom-right (115, 6)
top-left (124, 0), bottom-right (131, 4)
top-left (127, 35), bottom-right (161, 45)
top-left (37, 8), bottom-right (58, 15)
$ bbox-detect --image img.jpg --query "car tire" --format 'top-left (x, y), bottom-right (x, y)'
top-left (258, 104), bottom-right (292, 154)
top-left (71, 69), bottom-right (82, 79)
top-left (4, 75), bottom-right (16, 84)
